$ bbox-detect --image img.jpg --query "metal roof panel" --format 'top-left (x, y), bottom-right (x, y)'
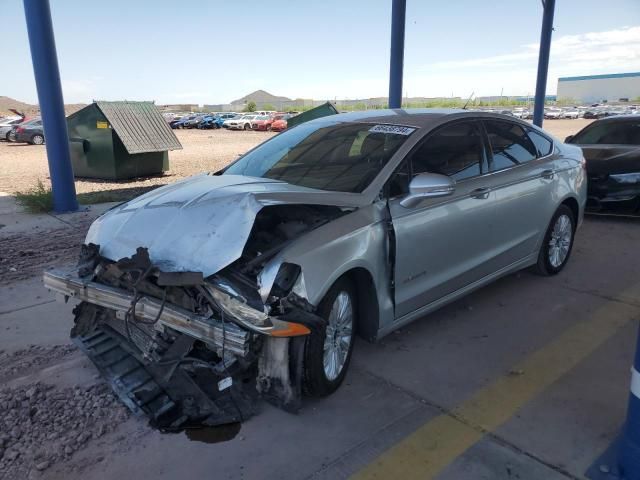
top-left (95, 101), bottom-right (182, 154)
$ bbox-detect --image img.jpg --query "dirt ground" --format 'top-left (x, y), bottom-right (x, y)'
top-left (0, 119), bottom-right (591, 198)
top-left (0, 129), bottom-right (275, 197)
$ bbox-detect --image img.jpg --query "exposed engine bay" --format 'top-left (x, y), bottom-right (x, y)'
top-left (43, 204), bottom-right (347, 430)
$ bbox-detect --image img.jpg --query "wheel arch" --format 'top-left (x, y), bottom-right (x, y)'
top-left (326, 267), bottom-right (380, 343)
top-left (560, 195), bottom-right (580, 230)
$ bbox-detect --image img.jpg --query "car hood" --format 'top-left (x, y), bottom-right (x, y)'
top-left (85, 174), bottom-right (363, 276)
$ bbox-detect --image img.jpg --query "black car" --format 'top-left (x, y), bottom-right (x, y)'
top-left (12, 118), bottom-right (45, 145)
top-left (566, 115), bottom-right (640, 214)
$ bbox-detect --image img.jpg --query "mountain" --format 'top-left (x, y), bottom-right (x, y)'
top-left (230, 90), bottom-right (292, 105)
top-left (0, 96), bottom-right (86, 117)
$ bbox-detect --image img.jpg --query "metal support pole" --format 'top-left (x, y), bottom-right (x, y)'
top-left (23, 0), bottom-right (78, 212)
top-left (532, 0), bottom-right (555, 127)
top-left (619, 323), bottom-right (640, 479)
top-left (388, 0), bottom-right (406, 109)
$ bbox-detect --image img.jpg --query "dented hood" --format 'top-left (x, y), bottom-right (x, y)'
top-left (86, 174), bottom-right (362, 276)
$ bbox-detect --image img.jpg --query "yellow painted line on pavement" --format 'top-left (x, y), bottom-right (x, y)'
top-left (353, 287), bottom-right (640, 480)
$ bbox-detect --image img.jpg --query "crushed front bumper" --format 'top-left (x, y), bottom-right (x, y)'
top-left (43, 264), bottom-right (321, 429)
top-left (44, 267), bottom-right (250, 356)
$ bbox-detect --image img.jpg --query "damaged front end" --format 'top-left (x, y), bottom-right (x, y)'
top-left (44, 240), bottom-right (325, 430)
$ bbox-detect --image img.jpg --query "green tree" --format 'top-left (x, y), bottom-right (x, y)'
top-left (244, 101), bottom-right (257, 112)
top-left (262, 103), bottom-right (276, 111)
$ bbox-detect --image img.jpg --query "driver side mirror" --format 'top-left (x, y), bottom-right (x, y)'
top-left (400, 173), bottom-right (455, 208)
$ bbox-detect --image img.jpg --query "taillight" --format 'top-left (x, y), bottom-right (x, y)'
top-left (581, 156), bottom-right (587, 170)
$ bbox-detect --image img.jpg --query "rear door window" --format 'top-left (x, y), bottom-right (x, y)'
top-left (409, 121), bottom-right (484, 182)
top-left (484, 120), bottom-right (538, 171)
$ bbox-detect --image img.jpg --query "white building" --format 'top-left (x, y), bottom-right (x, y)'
top-left (557, 72), bottom-right (640, 103)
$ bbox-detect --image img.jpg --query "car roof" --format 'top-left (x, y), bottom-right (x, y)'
top-left (589, 114), bottom-right (639, 123)
top-left (307, 108), bottom-right (527, 129)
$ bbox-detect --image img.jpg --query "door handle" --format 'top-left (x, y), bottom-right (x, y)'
top-left (541, 169), bottom-right (555, 179)
top-left (470, 187), bottom-right (491, 199)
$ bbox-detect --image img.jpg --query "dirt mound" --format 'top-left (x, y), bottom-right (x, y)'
top-left (0, 96), bottom-right (86, 117)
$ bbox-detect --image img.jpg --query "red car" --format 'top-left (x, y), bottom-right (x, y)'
top-left (251, 114), bottom-right (277, 131)
top-left (270, 114), bottom-right (293, 132)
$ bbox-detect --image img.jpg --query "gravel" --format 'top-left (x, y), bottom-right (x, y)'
top-left (0, 345), bottom-right (78, 381)
top-left (0, 216), bottom-right (94, 285)
top-left (0, 381), bottom-right (129, 480)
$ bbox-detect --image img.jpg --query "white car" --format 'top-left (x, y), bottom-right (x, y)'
top-left (223, 114), bottom-right (258, 130)
top-left (544, 108), bottom-right (563, 119)
top-left (561, 109), bottom-right (580, 119)
top-left (512, 108), bottom-right (531, 119)
top-left (0, 117), bottom-right (25, 141)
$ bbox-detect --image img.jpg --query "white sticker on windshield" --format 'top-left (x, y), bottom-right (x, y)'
top-left (369, 124), bottom-right (416, 136)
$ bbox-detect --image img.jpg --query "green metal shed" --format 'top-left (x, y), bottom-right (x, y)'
top-left (66, 101), bottom-right (182, 180)
top-left (286, 102), bottom-right (339, 129)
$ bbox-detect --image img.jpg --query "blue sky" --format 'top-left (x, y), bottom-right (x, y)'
top-left (3, 0), bottom-right (640, 105)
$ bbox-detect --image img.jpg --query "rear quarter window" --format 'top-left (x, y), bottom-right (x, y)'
top-left (527, 129), bottom-right (553, 157)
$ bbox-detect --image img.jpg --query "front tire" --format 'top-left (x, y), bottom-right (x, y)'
top-left (31, 134), bottom-right (45, 145)
top-left (303, 277), bottom-right (356, 397)
top-left (243, 123), bottom-right (250, 131)
top-left (533, 205), bottom-right (575, 276)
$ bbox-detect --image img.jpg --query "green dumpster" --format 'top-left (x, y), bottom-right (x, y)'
top-left (66, 101), bottom-right (182, 180)
top-left (286, 102), bottom-right (339, 129)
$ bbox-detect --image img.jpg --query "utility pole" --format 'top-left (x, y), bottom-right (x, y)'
top-left (23, 0), bottom-right (78, 212)
top-left (532, 0), bottom-right (556, 127)
top-left (388, 0), bottom-right (406, 109)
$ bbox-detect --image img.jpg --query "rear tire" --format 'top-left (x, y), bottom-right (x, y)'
top-left (533, 204), bottom-right (575, 276)
top-left (31, 134), bottom-right (44, 145)
top-left (303, 277), bottom-right (357, 397)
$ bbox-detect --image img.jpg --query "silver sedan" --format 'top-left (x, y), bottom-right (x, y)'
top-left (45, 109), bottom-right (587, 427)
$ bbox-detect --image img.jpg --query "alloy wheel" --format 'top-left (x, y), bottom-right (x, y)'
top-left (323, 291), bottom-right (353, 381)
top-left (548, 214), bottom-right (572, 268)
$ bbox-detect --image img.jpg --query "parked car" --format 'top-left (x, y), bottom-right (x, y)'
top-left (183, 115), bottom-right (207, 129)
top-left (561, 109), bottom-right (580, 119)
top-left (0, 116), bottom-right (25, 141)
top-left (583, 109), bottom-right (608, 119)
top-left (223, 114), bottom-right (258, 130)
top-left (566, 115), bottom-right (640, 214)
top-left (200, 113), bottom-right (237, 129)
top-left (271, 114), bottom-right (293, 132)
top-left (12, 118), bottom-right (44, 145)
top-left (44, 109), bottom-right (586, 429)
top-left (251, 114), bottom-right (277, 131)
top-left (170, 115), bottom-right (197, 129)
top-left (544, 108), bottom-right (563, 119)
top-left (195, 115), bottom-right (216, 129)
top-left (512, 108), bottom-right (530, 119)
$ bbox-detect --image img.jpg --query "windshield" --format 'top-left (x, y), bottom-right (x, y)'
top-left (224, 120), bottom-right (414, 193)
top-left (573, 120), bottom-right (640, 145)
